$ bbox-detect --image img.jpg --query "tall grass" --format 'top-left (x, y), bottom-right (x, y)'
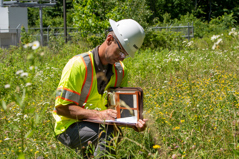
top-left (0, 28), bottom-right (239, 158)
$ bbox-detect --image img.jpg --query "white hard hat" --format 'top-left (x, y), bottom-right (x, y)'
top-left (109, 19), bottom-right (145, 58)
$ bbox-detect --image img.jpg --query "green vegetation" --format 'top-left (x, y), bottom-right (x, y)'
top-left (1, 1), bottom-right (239, 158)
top-left (1, 21), bottom-right (239, 158)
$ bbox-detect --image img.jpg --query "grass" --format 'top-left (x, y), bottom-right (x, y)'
top-left (0, 28), bottom-right (239, 158)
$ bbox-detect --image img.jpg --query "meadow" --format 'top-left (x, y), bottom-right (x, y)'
top-left (0, 28), bottom-right (239, 159)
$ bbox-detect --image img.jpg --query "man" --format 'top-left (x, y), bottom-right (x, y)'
top-left (53, 19), bottom-right (147, 157)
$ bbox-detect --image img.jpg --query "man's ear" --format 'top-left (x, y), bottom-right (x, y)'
top-left (106, 34), bottom-right (113, 45)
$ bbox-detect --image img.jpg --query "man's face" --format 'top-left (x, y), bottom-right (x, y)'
top-left (105, 35), bottom-right (128, 65)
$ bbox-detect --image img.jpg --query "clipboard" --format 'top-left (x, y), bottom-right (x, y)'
top-left (83, 87), bottom-right (143, 127)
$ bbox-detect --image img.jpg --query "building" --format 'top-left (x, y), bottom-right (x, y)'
top-left (0, 7), bottom-right (28, 48)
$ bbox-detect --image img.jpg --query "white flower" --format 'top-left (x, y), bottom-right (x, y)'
top-left (40, 52), bottom-right (45, 56)
top-left (182, 41), bottom-right (187, 44)
top-left (211, 35), bottom-right (220, 41)
top-left (26, 83), bottom-right (32, 87)
top-left (29, 66), bottom-right (34, 70)
top-left (186, 41), bottom-right (193, 47)
top-left (175, 59), bottom-right (179, 62)
top-left (32, 41), bottom-right (40, 50)
top-left (4, 84), bottom-right (10, 89)
top-left (16, 70), bottom-right (24, 75)
top-left (212, 44), bottom-right (216, 50)
top-left (4, 138), bottom-right (11, 141)
top-left (16, 113), bottom-right (22, 116)
top-left (212, 38), bottom-right (223, 50)
top-left (216, 38), bottom-right (222, 45)
top-left (20, 72), bottom-right (28, 77)
top-left (229, 28), bottom-right (238, 36)
top-left (23, 43), bottom-right (33, 48)
top-left (24, 114), bottom-right (28, 119)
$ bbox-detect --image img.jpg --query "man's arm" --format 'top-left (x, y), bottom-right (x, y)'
top-left (55, 104), bottom-right (117, 121)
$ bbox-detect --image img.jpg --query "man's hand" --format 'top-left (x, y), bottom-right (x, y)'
top-left (98, 109), bottom-right (117, 121)
top-left (134, 119), bottom-right (148, 132)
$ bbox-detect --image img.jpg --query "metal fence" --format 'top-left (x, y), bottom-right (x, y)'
top-left (27, 26), bottom-right (80, 46)
top-left (0, 23), bottom-right (194, 48)
top-left (152, 22), bottom-right (194, 41)
top-left (0, 26), bottom-right (80, 48)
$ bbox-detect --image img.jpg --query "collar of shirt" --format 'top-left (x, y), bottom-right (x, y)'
top-left (92, 45), bottom-right (108, 72)
top-left (92, 45), bottom-right (114, 94)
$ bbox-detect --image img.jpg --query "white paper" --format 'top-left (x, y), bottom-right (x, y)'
top-left (106, 116), bottom-right (137, 123)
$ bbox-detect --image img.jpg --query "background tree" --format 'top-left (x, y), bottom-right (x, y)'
top-left (72, 0), bottom-right (152, 46)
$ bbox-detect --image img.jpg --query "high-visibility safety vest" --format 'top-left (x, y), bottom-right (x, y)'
top-left (53, 51), bottom-right (128, 135)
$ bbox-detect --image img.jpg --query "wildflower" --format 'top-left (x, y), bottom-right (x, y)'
top-left (175, 59), bottom-right (179, 62)
top-left (26, 83), bottom-right (32, 87)
top-left (186, 41), bottom-right (193, 47)
top-left (32, 41), bottom-right (40, 50)
top-left (172, 154), bottom-right (177, 159)
top-left (229, 28), bottom-right (237, 36)
top-left (173, 126), bottom-right (180, 130)
top-left (16, 70), bottom-right (24, 75)
top-left (180, 120), bottom-right (185, 123)
top-left (0, 140), bottom-right (2, 143)
top-left (4, 84), bottom-right (10, 89)
top-left (24, 114), bottom-right (28, 119)
top-left (153, 145), bottom-right (161, 149)
top-left (4, 138), bottom-right (11, 141)
top-left (29, 66), bottom-right (34, 70)
top-left (20, 72), bottom-right (28, 77)
top-left (211, 35), bottom-right (220, 41)
top-left (40, 52), bottom-right (45, 56)
top-left (23, 43), bottom-right (33, 48)
top-left (212, 38), bottom-right (223, 50)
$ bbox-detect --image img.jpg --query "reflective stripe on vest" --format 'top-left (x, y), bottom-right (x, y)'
top-left (55, 87), bottom-right (81, 105)
top-left (77, 52), bottom-right (94, 107)
top-left (114, 61), bottom-right (124, 87)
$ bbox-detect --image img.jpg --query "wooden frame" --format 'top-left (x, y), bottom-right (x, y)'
top-left (83, 87), bottom-right (143, 127)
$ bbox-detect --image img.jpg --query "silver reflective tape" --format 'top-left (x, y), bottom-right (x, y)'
top-left (78, 53), bottom-right (93, 106)
top-left (62, 89), bottom-right (81, 104)
top-left (55, 89), bottom-right (62, 97)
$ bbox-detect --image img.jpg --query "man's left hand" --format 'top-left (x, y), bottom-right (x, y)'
top-left (134, 119), bottom-right (148, 132)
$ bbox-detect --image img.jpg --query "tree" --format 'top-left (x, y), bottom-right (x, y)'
top-left (72, 0), bottom-right (152, 46)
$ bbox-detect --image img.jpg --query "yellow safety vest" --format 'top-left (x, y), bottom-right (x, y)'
top-left (53, 51), bottom-right (128, 135)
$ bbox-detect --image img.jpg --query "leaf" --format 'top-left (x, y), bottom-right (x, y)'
top-left (18, 153), bottom-right (25, 159)
top-left (2, 100), bottom-right (7, 111)
top-left (25, 130), bottom-right (34, 138)
top-left (233, 149), bottom-right (239, 156)
top-left (35, 114), bottom-right (40, 124)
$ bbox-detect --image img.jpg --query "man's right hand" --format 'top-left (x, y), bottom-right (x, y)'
top-left (98, 109), bottom-right (117, 121)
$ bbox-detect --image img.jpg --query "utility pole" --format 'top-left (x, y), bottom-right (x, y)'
top-left (39, 6), bottom-right (43, 46)
top-left (63, 0), bottom-right (67, 43)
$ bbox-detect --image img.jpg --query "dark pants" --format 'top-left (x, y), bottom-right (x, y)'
top-left (57, 121), bottom-right (119, 158)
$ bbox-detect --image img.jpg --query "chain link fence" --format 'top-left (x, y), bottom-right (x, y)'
top-left (0, 23), bottom-right (194, 48)
top-left (152, 22), bottom-right (194, 41)
top-left (0, 26), bottom-right (80, 48)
